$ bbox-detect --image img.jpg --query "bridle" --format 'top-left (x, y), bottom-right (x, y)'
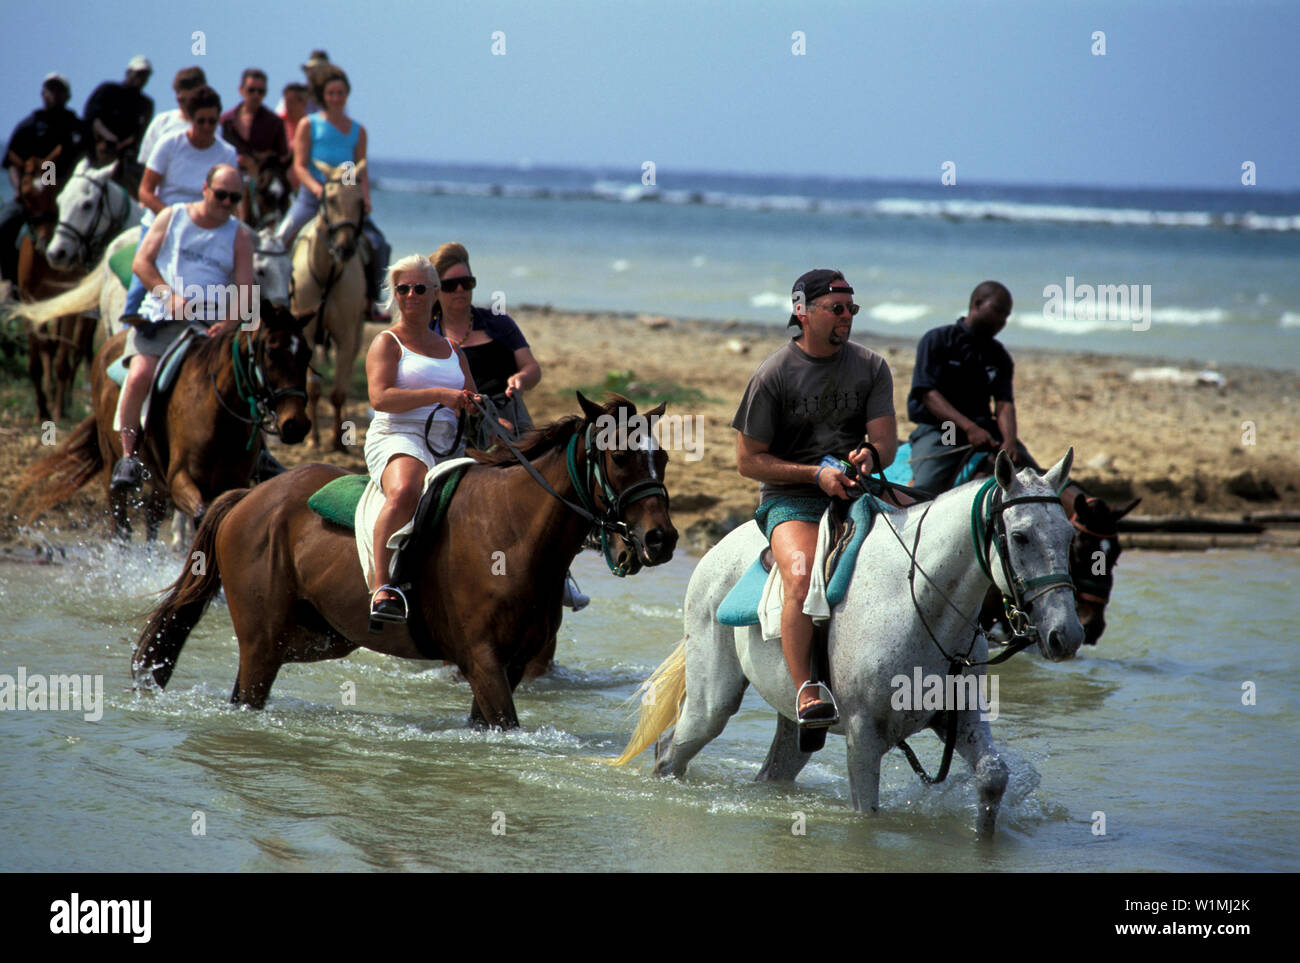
top-left (1068, 497), bottom-right (1119, 605)
top-left (317, 178), bottom-right (365, 259)
top-left (211, 326), bottom-right (309, 447)
top-left (441, 398), bottom-right (670, 577)
top-left (51, 170), bottom-right (132, 268)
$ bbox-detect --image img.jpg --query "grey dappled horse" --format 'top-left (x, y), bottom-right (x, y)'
top-left (614, 449), bottom-right (1084, 838)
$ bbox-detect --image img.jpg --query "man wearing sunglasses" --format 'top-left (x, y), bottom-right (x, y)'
top-left (121, 86), bottom-right (238, 325)
top-left (732, 268), bottom-right (898, 726)
top-left (110, 163), bottom-right (252, 491)
top-left (907, 280), bottom-right (1039, 493)
top-left (220, 68), bottom-right (291, 174)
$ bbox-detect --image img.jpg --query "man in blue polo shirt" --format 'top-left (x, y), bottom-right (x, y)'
top-left (907, 280), bottom-right (1039, 493)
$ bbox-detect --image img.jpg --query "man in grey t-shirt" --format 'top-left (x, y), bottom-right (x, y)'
top-left (731, 268), bottom-right (898, 726)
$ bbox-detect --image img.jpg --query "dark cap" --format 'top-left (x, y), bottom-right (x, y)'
top-left (789, 268), bottom-right (853, 325)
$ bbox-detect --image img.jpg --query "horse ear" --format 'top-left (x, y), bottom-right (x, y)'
top-left (645, 401), bottom-right (666, 419)
top-left (994, 450), bottom-right (1016, 491)
top-left (1041, 447), bottom-right (1075, 494)
top-left (576, 391), bottom-right (604, 423)
top-left (312, 159), bottom-right (335, 179)
top-left (1114, 497), bottom-right (1142, 520)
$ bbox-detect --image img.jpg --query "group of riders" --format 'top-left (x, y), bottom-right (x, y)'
top-left (5, 59), bottom-right (1044, 713)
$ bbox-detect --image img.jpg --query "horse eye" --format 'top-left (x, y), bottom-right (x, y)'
top-left (612, 452), bottom-right (630, 468)
top-left (1011, 531), bottom-right (1029, 546)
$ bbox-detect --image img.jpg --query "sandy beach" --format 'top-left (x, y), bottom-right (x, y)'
top-left (3, 306), bottom-right (1298, 553)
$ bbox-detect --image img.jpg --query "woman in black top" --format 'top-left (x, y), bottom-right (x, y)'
top-left (428, 242), bottom-right (541, 450)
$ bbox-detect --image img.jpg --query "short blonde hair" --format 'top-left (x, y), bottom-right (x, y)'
top-left (383, 254), bottom-right (439, 317)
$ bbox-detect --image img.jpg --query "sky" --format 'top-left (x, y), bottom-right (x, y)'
top-left (3, 0), bottom-right (1298, 191)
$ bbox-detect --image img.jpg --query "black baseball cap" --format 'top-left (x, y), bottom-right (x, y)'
top-left (790, 268), bottom-right (853, 325)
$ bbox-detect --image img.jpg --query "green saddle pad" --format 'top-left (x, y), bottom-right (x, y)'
top-left (109, 242), bottom-right (138, 290)
top-left (308, 466), bottom-right (469, 532)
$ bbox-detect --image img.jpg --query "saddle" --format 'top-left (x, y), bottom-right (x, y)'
top-left (106, 326), bottom-right (202, 433)
top-left (109, 241), bottom-right (137, 290)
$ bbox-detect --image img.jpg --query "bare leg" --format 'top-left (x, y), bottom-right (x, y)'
top-left (770, 519), bottom-right (823, 714)
top-left (371, 455), bottom-right (425, 597)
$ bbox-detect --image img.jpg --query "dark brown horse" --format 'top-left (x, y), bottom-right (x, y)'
top-left (238, 152), bottom-right (293, 229)
top-left (16, 302), bottom-right (312, 539)
top-left (132, 394), bottom-right (678, 728)
top-left (9, 147), bottom-right (97, 421)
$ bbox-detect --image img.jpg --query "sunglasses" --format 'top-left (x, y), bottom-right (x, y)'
top-left (245, 87), bottom-right (266, 95)
top-left (816, 301), bottom-right (860, 316)
top-left (439, 276), bottom-right (476, 292)
top-left (395, 283), bottom-right (430, 296)
top-left (210, 188), bottom-right (243, 203)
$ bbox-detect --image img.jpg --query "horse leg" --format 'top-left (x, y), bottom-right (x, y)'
top-left (306, 353), bottom-right (323, 449)
top-left (654, 641), bottom-right (747, 779)
top-left (843, 713), bottom-right (886, 814)
top-left (227, 607), bottom-right (286, 709)
top-left (755, 712), bottom-right (815, 783)
top-left (463, 657), bottom-right (520, 730)
top-left (28, 331), bottom-right (52, 423)
top-left (53, 319), bottom-right (75, 420)
top-left (931, 711), bottom-right (1008, 840)
top-left (144, 489), bottom-right (169, 542)
top-left (169, 469), bottom-right (207, 525)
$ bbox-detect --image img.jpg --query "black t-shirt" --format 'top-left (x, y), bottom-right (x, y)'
top-left (4, 108), bottom-right (86, 185)
top-left (432, 305), bottom-right (529, 398)
top-left (907, 319), bottom-right (1014, 430)
top-left (83, 82), bottom-right (153, 146)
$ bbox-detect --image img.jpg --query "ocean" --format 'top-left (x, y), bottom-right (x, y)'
top-left (368, 161), bottom-right (1300, 370)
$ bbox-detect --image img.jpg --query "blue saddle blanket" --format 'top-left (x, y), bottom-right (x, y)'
top-left (717, 493), bottom-right (897, 627)
top-left (884, 441), bottom-right (987, 489)
top-left (106, 326), bottom-right (202, 431)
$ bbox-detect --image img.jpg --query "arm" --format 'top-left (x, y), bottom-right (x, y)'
top-left (291, 118), bottom-right (320, 199)
top-left (365, 336), bottom-right (473, 414)
top-left (848, 414), bottom-right (899, 473)
top-left (137, 167), bottom-right (165, 214)
top-left (920, 389), bottom-right (995, 449)
top-left (994, 400), bottom-right (1019, 459)
top-left (131, 208), bottom-right (185, 319)
top-left (354, 125), bottom-right (370, 214)
top-left (506, 347), bottom-right (542, 396)
top-left (736, 432), bottom-right (857, 499)
top-left (208, 228), bottom-right (253, 337)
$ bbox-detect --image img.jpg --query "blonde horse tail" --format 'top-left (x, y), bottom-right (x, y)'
top-left (11, 259), bottom-right (107, 329)
top-left (608, 639), bottom-right (688, 766)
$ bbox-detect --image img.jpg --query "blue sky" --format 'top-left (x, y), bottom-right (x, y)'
top-left (4, 0), bottom-right (1297, 190)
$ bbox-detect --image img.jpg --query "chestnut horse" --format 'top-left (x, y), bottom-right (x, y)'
top-left (291, 159), bottom-right (367, 450)
top-left (239, 152), bottom-right (292, 229)
top-left (133, 394), bottom-right (678, 728)
top-left (16, 301), bottom-right (312, 539)
top-left (9, 147), bottom-right (97, 421)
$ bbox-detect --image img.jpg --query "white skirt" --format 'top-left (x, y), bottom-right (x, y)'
top-left (363, 416), bottom-right (457, 489)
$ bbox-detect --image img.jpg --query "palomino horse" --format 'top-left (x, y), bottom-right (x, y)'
top-left (16, 302), bottom-right (312, 540)
top-left (290, 159), bottom-right (368, 450)
top-left (8, 147), bottom-right (98, 421)
top-left (613, 450), bottom-right (1083, 838)
top-left (239, 152), bottom-right (292, 229)
top-left (133, 394), bottom-right (678, 727)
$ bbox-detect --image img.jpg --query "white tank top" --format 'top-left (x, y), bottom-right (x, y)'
top-left (140, 204), bottom-right (240, 323)
top-left (369, 329), bottom-right (465, 431)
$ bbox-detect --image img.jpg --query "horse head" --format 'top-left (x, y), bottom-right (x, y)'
top-left (11, 147), bottom-right (61, 248)
top-left (251, 228), bottom-right (292, 306)
top-left (1067, 492), bottom-right (1140, 645)
top-left (251, 298), bottom-right (313, 444)
top-left (577, 391), bottom-right (678, 574)
top-left (989, 448), bottom-right (1085, 661)
top-left (253, 152), bottom-right (291, 225)
top-left (46, 156), bottom-right (120, 270)
top-left (312, 159), bottom-right (366, 263)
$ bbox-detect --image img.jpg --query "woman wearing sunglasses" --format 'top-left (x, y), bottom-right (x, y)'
top-left (427, 242), bottom-right (591, 611)
top-left (121, 86), bottom-right (238, 323)
top-left (363, 254), bottom-right (480, 627)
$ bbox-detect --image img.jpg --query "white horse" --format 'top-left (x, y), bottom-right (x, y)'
top-left (613, 449), bottom-right (1084, 838)
top-left (45, 157), bottom-right (141, 277)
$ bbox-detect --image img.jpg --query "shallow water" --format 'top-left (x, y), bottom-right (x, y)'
top-left (0, 541), bottom-right (1296, 872)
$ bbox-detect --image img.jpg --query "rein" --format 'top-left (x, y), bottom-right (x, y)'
top-left (466, 398), bottom-right (669, 576)
top-left (210, 328), bottom-right (308, 447)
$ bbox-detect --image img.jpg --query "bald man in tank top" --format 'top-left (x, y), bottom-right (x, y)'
top-left (111, 163), bottom-right (253, 490)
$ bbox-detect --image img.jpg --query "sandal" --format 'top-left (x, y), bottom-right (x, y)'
top-left (368, 584), bottom-right (408, 633)
top-left (796, 680), bottom-right (839, 730)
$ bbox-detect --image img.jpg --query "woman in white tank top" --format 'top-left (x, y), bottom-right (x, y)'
top-left (363, 254), bottom-right (480, 625)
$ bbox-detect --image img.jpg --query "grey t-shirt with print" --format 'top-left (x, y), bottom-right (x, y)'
top-left (732, 340), bottom-right (894, 502)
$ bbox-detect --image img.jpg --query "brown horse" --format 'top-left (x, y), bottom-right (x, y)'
top-left (291, 159), bottom-right (368, 450)
top-left (239, 152), bottom-right (293, 229)
top-left (133, 394), bottom-right (679, 728)
top-left (16, 302), bottom-right (312, 539)
top-left (9, 147), bottom-right (98, 421)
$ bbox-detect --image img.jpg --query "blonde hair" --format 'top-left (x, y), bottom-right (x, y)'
top-left (383, 254), bottom-right (439, 317)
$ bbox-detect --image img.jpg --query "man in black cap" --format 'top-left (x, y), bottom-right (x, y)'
top-left (2, 73), bottom-right (87, 281)
top-left (907, 280), bottom-right (1039, 493)
top-left (732, 269), bottom-right (897, 726)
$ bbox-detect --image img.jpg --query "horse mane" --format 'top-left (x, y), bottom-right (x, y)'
top-left (470, 395), bottom-right (631, 468)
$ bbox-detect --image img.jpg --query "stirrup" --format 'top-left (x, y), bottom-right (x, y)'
top-left (796, 680), bottom-right (839, 730)
top-left (562, 572), bottom-right (589, 612)
top-left (368, 584), bottom-right (408, 633)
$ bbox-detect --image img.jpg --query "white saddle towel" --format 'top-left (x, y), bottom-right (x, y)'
top-left (757, 509), bottom-right (834, 642)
